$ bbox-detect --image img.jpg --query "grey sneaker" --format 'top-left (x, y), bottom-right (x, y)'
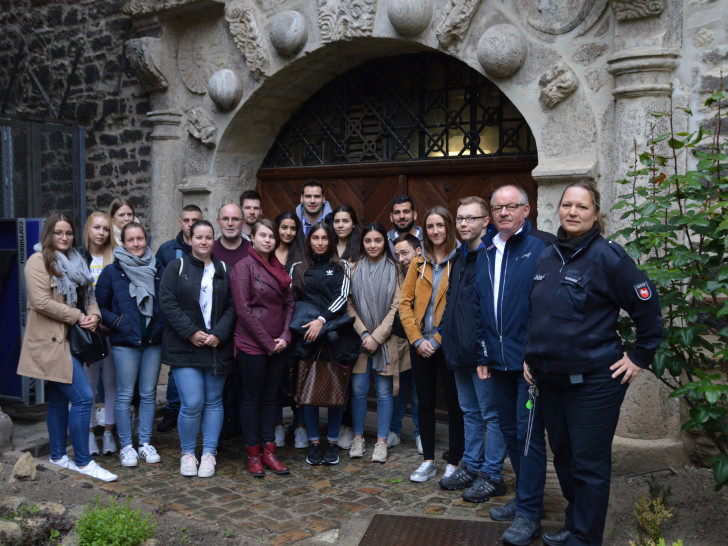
top-left (410, 461), bottom-right (437, 482)
top-left (501, 516), bottom-right (542, 546)
top-left (490, 497), bottom-right (517, 521)
top-left (439, 464), bottom-right (477, 490)
top-left (274, 425), bottom-right (286, 448)
top-left (372, 441), bottom-right (387, 463)
top-left (338, 426), bottom-right (354, 450)
top-left (386, 431), bottom-right (401, 448)
top-left (462, 476), bottom-right (506, 503)
top-left (415, 434), bottom-right (423, 455)
top-left (102, 431), bottom-right (117, 455)
top-left (349, 436), bottom-right (366, 458)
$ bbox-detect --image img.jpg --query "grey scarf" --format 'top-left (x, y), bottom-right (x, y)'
top-left (352, 257), bottom-right (397, 372)
top-left (113, 245), bottom-right (156, 317)
top-left (34, 243), bottom-right (95, 310)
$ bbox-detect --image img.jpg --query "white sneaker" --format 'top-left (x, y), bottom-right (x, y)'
top-left (410, 461), bottom-right (437, 482)
top-left (198, 453), bottom-right (216, 478)
top-left (274, 425), bottom-right (286, 448)
top-left (338, 426), bottom-right (354, 450)
top-left (180, 453), bottom-right (198, 477)
top-left (89, 432), bottom-right (100, 456)
top-left (119, 445), bottom-right (138, 467)
top-left (49, 455), bottom-right (78, 471)
top-left (95, 407), bottom-right (106, 427)
top-left (349, 436), bottom-right (366, 458)
top-left (372, 440), bottom-right (387, 463)
top-left (139, 443), bottom-right (161, 464)
top-left (386, 431), bottom-right (401, 448)
top-left (415, 434), bottom-right (423, 455)
top-left (77, 460), bottom-right (118, 482)
top-left (443, 464), bottom-right (458, 479)
top-left (102, 431), bottom-right (117, 455)
top-left (294, 426), bottom-right (308, 449)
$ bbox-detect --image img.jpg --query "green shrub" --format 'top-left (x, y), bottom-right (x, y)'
top-left (75, 496), bottom-right (157, 546)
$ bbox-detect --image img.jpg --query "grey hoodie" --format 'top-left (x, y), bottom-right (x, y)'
top-left (414, 245), bottom-right (459, 351)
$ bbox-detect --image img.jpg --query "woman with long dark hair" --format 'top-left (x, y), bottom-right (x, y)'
top-left (108, 197), bottom-right (136, 248)
top-left (274, 211), bottom-right (304, 271)
top-left (346, 222), bottom-right (408, 463)
top-left (17, 213), bottom-right (117, 481)
top-left (399, 206), bottom-right (465, 482)
top-left (289, 222), bottom-right (353, 466)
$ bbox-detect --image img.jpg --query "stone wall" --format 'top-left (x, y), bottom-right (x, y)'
top-left (0, 0), bottom-right (153, 225)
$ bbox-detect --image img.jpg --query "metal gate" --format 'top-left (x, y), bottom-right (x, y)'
top-left (1, 115), bottom-right (86, 224)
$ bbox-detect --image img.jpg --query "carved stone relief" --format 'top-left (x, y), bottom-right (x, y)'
top-left (186, 107), bottom-right (218, 147)
top-left (177, 21), bottom-right (228, 94)
top-left (388, 0), bottom-right (435, 38)
top-left (476, 24), bottom-right (527, 78)
top-left (436, 0), bottom-right (481, 51)
top-left (525, 0), bottom-right (608, 35)
top-left (225, 2), bottom-right (270, 81)
top-left (318, 0), bottom-right (377, 43)
top-left (269, 10), bottom-right (308, 57)
top-left (208, 69), bottom-right (244, 111)
top-left (612, 0), bottom-right (663, 21)
top-left (539, 63), bottom-right (579, 110)
top-left (122, 0), bottom-right (218, 17)
top-left (125, 37), bottom-right (168, 91)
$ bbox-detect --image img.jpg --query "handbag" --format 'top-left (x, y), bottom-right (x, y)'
top-left (295, 347), bottom-right (352, 407)
top-left (68, 323), bottom-right (109, 364)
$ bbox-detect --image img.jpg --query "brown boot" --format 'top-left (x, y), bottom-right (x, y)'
top-left (263, 442), bottom-right (290, 475)
top-left (245, 445), bottom-right (265, 477)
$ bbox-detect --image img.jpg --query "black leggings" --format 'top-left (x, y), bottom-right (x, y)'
top-left (410, 347), bottom-right (464, 465)
top-left (238, 350), bottom-right (286, 446)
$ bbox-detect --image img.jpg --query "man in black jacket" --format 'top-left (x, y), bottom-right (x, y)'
top-left (440, 197), bottom-right (507, 503)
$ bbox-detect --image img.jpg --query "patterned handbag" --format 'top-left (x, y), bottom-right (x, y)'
top-left (295, 347), bottom-right (352, 407)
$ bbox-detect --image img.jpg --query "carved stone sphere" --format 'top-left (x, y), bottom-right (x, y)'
top-left (387, 0), bottom-right (434, 37)
top-left (269, 10), bottom-right (308, 57)
top-left (208, 69), bottom-right (243, 111)
top-left (477, 24), bottom-right (528, 78)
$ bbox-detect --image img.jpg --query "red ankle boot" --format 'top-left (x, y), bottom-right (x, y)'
top-left (245, 445), bottom-right (265, 477)
top-left (263, 442), bottom-right (290, 475)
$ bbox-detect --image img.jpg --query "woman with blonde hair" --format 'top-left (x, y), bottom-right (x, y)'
top-left (108, 197), bottom-right (136, 248)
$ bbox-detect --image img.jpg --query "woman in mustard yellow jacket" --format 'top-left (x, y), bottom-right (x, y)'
top-left (398, 206), bottom-right (464, 483)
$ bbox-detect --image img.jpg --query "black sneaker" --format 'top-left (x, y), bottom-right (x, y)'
top-left (462, 476), bottom-right (506, 503)
top-left (306, 443), bottom-right (323, 466)
top-left (157, 410), bottom-right (178, 433)
top-left (439, 464), bottom-right (477, 490)
top-left (323, 442), bottom-right (340, 465)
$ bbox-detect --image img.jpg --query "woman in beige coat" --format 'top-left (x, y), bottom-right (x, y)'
top-left (346, 222), bottom-right (409, 464)
top-left (17, 213), bottom-right (117, 482)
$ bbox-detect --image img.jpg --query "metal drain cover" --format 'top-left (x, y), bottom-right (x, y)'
top-left (359, 514), bottom-right (513, 545)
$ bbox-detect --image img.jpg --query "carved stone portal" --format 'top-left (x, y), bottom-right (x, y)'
top-left (225, 2), bottom-right (270, 81)
top-left (186, 107), bottom-right (218, 147)
top-left (477, 24), bottom-right (527, 78)
top-left (436, 0), bottom-right (481, 51)
top-left (612, 0), bottom-right (663, 21)
top-left (177, 21), bottom-right (228, 94)
top-left (387, 0), bottom-right (435, 38)
top-left (539, 63), bottom-right (579, 110)
top-left (318, 0), bottom-right (377, 43)
top-left (125, 37), bottom-right (168, 92)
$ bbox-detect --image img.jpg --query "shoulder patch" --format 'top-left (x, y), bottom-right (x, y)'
top-left (634, 281), bottom-right (652, 301)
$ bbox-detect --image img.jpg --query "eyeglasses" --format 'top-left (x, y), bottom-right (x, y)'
top-left (492, 204), bottom-right (526, 213)
top-left (455, 216), bottom-right (486, 224)
top-left (53, 231), bottom-right (74, 238)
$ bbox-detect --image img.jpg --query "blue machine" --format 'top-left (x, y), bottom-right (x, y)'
top-left (0, 218), bottom-right (44, 404)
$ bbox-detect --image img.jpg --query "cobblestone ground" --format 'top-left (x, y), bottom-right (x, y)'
top-left (72, 417), bottom-right (567, 545)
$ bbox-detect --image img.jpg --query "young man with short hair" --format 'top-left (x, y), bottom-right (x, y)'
top-left (295, 179), bottom-right (332, 236)
top-left (239, 190), bottom-right (263, 241)
top-left (387, 195), bottom-right (423, 255)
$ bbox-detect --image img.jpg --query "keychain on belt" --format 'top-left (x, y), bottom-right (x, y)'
top-left (524, 384), bottom-right (538, 456)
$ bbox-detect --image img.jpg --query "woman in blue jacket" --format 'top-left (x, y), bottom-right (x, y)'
top-left (523, 182), bottom-right (663, 546)
top-left (95, 222), bottom-right (165, 470)
top-left (160, 220), bottom-right (236, 478)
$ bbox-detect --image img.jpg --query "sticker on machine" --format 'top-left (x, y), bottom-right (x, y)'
top-left (634, 282), bottom-right (652, 301)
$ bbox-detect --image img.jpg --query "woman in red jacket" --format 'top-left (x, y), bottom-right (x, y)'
top-left (231, 219), bottom-right (294, 477)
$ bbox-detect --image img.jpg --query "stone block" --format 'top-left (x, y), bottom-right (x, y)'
top-left (9, 452), bottom-right (36, 483)
top-left (0, 408), bottom-right (12, 452)
top-left (0, 520), bottom-right (22, 541)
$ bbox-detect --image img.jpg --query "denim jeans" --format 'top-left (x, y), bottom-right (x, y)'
top-left (453, 369), bottom-right (507, 481)
top-left (238, 351), bottom-right (286, 446)
top-left (491, 369), bottom-right (546, 520)
top-left (302, 405), bottom-right (343, 443)
top-left (172, 366), bottom-right (227, 455)
top-left (83, 350), bottom-right (116, 427)
top-left (534, 366), bottom-right (628, 546)
top-left (165, 368), bottom-right (181, 412)
top-left (112, 344), bottom-right (162, 448)
top-left (389, 368), bottom-right (419, 437)
top-left (351, 358), bottom-right (393, 439)
top-left (47, 356), bottom-right (94, 466)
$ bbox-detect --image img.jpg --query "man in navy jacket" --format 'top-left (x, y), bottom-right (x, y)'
top-left (474, 185), bottom-right (555, 546)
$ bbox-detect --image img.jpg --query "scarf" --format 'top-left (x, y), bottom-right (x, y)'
top-left (250, 247), bottom-right (291, 292)
top-left (113, 245), bottom-right (156, 317)
top-left (34, 243), bottom-right (95, 310)
top-left (556, 223), bottom-right (600, 257)
top-left (352, 257), bottom-right (397, 372)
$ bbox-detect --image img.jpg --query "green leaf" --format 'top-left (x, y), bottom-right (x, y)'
top-left (712, 456), bottom-right (728, 490)
top-left (668, 138), bottom-right (685, 149)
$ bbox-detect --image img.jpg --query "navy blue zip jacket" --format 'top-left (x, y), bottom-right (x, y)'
top-left (440, 225), bottom-right (497, 370)
top-left (474, 219), bottom-right (555, 371)
top-left (156, 231), bottom-right (191, 268)
top-left (95, 260), bottom-right (165, 347)
top-left (524, 233), bottom-right (663, 374)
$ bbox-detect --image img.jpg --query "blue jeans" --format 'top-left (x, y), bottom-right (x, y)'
top-left (302, 405), bottom-right (343, 443)
top-left (172, 366), bottom-right (227, 455)
top-left (491, 369), bottom-right (547, 520)
top-left (534, 367), bottom-right (628, 546)
top-left (351, 358), bottom-right (393, 439)
top-left (389, 368), bottom-right (419, 437)
top-left (46, 356), bottom-right (94, 466)
top-left (165, 369), bottom-right (181, 412)
top-left (112, 344), bottom-right (162, 448)
top-left (453, 369), bottom-right (507, 481)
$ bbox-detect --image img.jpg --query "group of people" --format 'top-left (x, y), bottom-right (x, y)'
top-left (17, 179), bottom-right (663, 546)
